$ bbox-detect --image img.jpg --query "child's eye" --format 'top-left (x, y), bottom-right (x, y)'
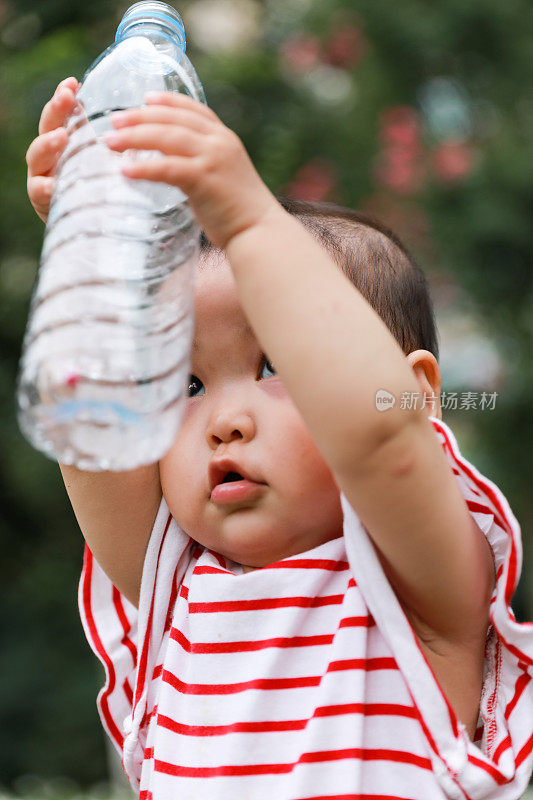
top-left (188, 375), bottom-right (205, 397)
top-left (259, 356), bottom-right (276, 380)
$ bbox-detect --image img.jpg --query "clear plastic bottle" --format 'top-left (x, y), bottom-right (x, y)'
top-left (17, 2), bottom-right (205, 471)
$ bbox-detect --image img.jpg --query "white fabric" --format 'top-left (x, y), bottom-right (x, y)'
top-left (79, 417), bottom-right (533, 799)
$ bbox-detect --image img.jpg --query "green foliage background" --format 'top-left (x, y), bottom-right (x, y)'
top-left (0, 0), bottom-right (531, 790)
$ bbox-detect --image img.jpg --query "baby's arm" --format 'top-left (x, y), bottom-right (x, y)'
top-left (104, 94), bottom-right (493, 644)
top-left (26, 81), bottom-right (161, 606)
top-left (59, 464), bottom-right (161, 606)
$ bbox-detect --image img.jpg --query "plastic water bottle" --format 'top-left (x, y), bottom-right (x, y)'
top-left (17, 2), bottom-right (205, 471)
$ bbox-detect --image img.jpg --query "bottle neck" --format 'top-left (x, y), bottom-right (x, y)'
top-left (118, 21), bottom-right (182, 53)
top-left (115, 4), bottom-right (186, 53)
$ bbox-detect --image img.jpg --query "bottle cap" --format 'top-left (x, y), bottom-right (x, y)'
top-left (115, 2), bottom-right (186, 52)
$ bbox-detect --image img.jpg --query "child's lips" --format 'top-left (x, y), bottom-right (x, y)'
top-left (210, 479), bottom-right (265, 505)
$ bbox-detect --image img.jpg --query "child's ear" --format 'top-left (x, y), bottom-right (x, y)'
top-left (406, 349), bottom-right (442, 419)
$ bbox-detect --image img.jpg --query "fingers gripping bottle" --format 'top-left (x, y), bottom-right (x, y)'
top-left (17, 2), bottom-right (205, 470)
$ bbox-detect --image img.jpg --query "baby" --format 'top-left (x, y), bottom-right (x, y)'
top-left (26, 78), bottom-right (533, 799)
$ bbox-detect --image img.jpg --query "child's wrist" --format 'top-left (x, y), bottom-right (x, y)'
top-left (225, 200), bottom-right (288, 257)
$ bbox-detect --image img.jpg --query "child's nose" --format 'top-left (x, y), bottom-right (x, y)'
top-left (206, 406), bottom-right (256, 448)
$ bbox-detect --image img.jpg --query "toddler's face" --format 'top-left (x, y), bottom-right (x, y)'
top-left (159, 256), bottom-right (343, 570)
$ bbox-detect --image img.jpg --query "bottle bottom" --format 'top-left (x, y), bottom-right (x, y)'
top-left (18, 397), bottom-right (183, 471)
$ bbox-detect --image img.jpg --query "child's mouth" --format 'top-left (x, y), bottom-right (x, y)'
top-left (210, 473), bottom-right (265, 504)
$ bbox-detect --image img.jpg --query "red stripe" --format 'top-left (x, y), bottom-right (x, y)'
top-left (193, 558), bottom-right (349, 575)
top-left (139, 791), bottom-right (152, 800)
top-left (209, 549), bottom-right (226, 568)
top-left (134, 574), bottom-right (156, 709)
top-left (327, 657), bottom-right (398, 672)
top-left (81, 547), bottom-right (124, 749)
top-left (164, 564), bottom-right (180, 633)
top-left (179, 584), bottom-right (189, 600)
top-left (162, 658), bottom-right (397, 695)
top-left (467, 753), bottom-right (507, 785)
top-left (170, 627), bottom-right (334, 653)
top-left (152, 664), bottom-right (163, 679)
top-left (134, 515), bottom-right (172, 710)
top-left (451, 468), bottom-right (481, 497)
top-left (156, 702), bottom-right (417, 736)
top-left (163, 669), bottom-right (321, 694)
top-left (293, 796), bottom-right (418, 800)
top-left (169, 627), bottom-right (388, 655)
top-left (156, 713), bottom-right (311, 735)
top-left (112, 586), bottom-right (137, 666)
top-left (188, 593), bottom-right (345, 613)
top-left (506, 545), bottom-right (518, 609)
top-left (469, 733), bottom-right (533, 782)
top-left (315, 701), bottom-right (415, 717)
top-left (435, 424), bottom-right (507, 529)
top-left (141, 703), bottom-right (158, 731)
top-left (262, 556), bottom-right (349, 572)
top-left (339, 615), bottom-right (375, 628)
top-left (492, 734), bottom-right (512, 766)
top-left (504, 667), bottom-right (531, 720)
top-left (170, 612), bottom-right (376, 655)
top-left (154, 747), bottom-right (432, 777)
top-left (466, 499), bottom-right (495, 517)
top-left (123, 677), bottom-right (133, 704)
top-left (516, 732), bottom-right (533, 769)
top-left (193, 565), bottom-right (230, 575)
top-left (496, 631), bottom-right (533, 667)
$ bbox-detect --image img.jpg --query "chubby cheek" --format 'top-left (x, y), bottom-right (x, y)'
top-left (298, 441), bottom-right (343, 532)
top-left (277, 419), bottom-right (343, 541)
top-left (278, 411), bottom-right (339, 495)
top-left (159, 432), bottom-right (203, 531)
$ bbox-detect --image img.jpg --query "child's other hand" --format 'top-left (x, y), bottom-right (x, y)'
top-left (26, 77), bottom-right (79, 223)
top-left (104, 93), bottom-right (278, 249)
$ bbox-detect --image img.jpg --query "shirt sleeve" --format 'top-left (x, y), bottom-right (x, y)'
top-left (431, 417), bottom-right (533, 798)
top-left (341, 416), bottom-right (533, 799)
top-left (78, 495), bottom-right (193, 781)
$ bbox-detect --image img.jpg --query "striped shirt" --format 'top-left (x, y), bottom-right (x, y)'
top-left (79, 417), bottom-right (533, 799)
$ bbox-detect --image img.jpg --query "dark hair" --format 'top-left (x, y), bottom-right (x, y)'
top-left (199, 197), bottom-right (439, 360)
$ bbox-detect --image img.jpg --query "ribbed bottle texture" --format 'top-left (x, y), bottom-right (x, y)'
top-left (17, 2), bottom-right (205, 470)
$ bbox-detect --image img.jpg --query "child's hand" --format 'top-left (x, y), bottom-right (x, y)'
top-left (26, 77), bottom-right (80, 223)
top-left (104, 93), bottom-right (279, 250)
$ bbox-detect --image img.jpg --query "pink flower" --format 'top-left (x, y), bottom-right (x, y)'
top-left (284, 159), bottom-right (337, 202)
top-left (373, 106), bottom-right (426, 196)
top-left (432, 140), bottom-right (474, 183)
top-left (374, 147), bottom-right (425, 196)
top-left (280, 35), bottom-right (321, 73)
top-left (325, 26), bottom-right (366, 69)
top-left (379, 106), bottom-right (421, 150)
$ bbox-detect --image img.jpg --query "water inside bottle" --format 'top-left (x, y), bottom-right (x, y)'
top-left (17, 28), bottom-right (204, 469)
